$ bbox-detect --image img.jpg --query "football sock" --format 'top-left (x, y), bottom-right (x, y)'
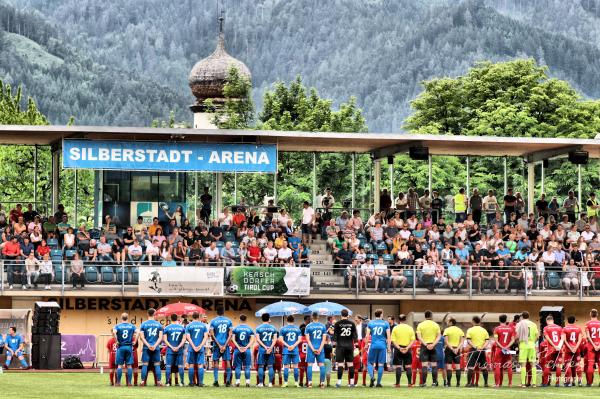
top-left (116, 368), bottom-right (122, 384)
top-left (367, 363), bottom-right (374, 380)
top-left (421, 366), bottom-right (428, 384)
top-left (258, 365), bottom-right (264, 384)
top-left (406, 368), bottom-right (412, 385)
top-left (307, 367), bottom-right (313, 384)
top-left (268, 365), bottom-right (274, 384)
top-left (294, 368), bottom-right (299, 382)
top-left (126, 367), bottom-right (132, 385)
top-left (199, 367), bottom-right (205, 385)
top-left (213, 367), bottom-right (219, 384)
top-left (338, 366), bottom-right (344, 382)
top-left (109, 370), bottom-right (114, 385)
top-left (348, 366), bottom-right (354, 385)
top-left (377, 364), bottom-right (384, 385)
top-left (141, 365), bottom-right (148, 382)
top-left (226, 367), bottom-right (232, 385)
top-left (134, 371), bottom-right (138, 385)
top-left (446, 369), bottom-right (452, 386)
top-left (319, 365), bottom-right (325, 383)
top-left (520, 364), bottom-right (527, 385)
top-left (431, 366), bottom-right (438, 384)
top-left (178, 366), bottom-right (184, 384)
top-left (456, 369), bottom-right (462, 385)
top-left (482, 370), bottom-right (488, 385)
top-left (284, 367), bottom-right (289, 382)
top-left (154, 364), bottom-right (162, 383)
top-left (395, 368), bottom-right (402, 385)
top-left (191, 366), bottom-right (199, 384)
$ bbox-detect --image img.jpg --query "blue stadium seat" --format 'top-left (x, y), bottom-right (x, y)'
top-left (85, 266), bottom-right (98, 283)
top-left (216, 241), bottom-right (225, 249)
top-left (382, 254), bottom-right (394, 265)
top-left (50, 249), bottom-right (63, 258)
top-left (404, 269), bottom-right (414, 287)
top-left (375, 242), bottom-right (387, 253)
top-left (367, 253), bottom-right (379, 262)
top-left (54, 263), bottom-right (63, 284)
top-left (230, 241), bottom-right (239, 248)
top-left (47, 238), bottom-right (59, 249)
top-left (65, 249), bottom-right (77, 259)
top-left (224, 231), bottom-right (236, 242)
top-left (89, 229), bottom-right (101, 240)
top-left (116, 266), bottom-right (129, 283)
top-left (101, 266), bottom-right (114, 284)
top-left (132, 267), bottom-right (139, 284)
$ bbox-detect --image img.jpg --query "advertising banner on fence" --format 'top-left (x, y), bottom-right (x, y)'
top-left (61, 334), bottom-right (97, 362)
top-left (226, 267), bottom-right (310, 296)
top-left (63, 139), bottom-right (277, 173)
top-left (138, 267), bottom-right (224, 296)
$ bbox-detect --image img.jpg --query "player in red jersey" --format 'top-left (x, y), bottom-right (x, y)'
top-left (360, 335), bottom-right (371, 386)
top-left (107, 337), bottom-right (118, 385)
top-left (584, 308), bottom-right (600, 386)
top-left (223, 341), bottom-right (235, 385)
top-left (562, 315), bottom-right (583, 387)
top-left (542, 315), bottom-right (563, 387)
top-left (132, 340), bottom-right (139, 386)
top-left (274, 339), bottom-right (284, 386)
top-left (492, 314), bottom-right (516, 387)
top-left (298, 334), bottom-right (309, 386)
top-left (348, 341), bottom-right (361, 385)
top-left (410, 340), bottom-right (423, 386)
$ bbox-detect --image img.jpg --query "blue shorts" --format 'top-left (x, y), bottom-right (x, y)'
top-left (116, 346), bottom-right (133, 366)
top-left (6, 349), bottom-right (23, 358)
top-left (212, 345), bottom-right (231, 361)
top-left (282, 353), bottom-right (300, 365)
top-left (187, 349), bottom-right (206, 365)
top-left (166, 351), bottom-right (184, 367)
top-left (233, 350), bottom-right (252, 368)
top-left (257, 348), bottom-right (275, 365)
top-left (306, 350), bottom-right (325, 364)
top-left (141, 348), bottom-right (160, 364)
top-left (367, 347), bottom-right (387, 365)
top-left (436, 344), bottom-right (446, 369)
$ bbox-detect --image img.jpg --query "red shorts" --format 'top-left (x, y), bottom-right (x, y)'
top-left (274, 355), bottom-right (282, 371)
top-left (493, 348), bottom-right (512, 369)
top-left (544, 348), bottom-right (561, 366)
top-left (411, 359), bottom-right (422, 370)
top-left (299, 360), bottom-right (307, 369)
top-left (562, 349), bottom-right (581, 367)
top-left (585, 345), bottom-right (600, 364)
top-left (353, 357), bottom-right (361, 370)
top-left (109, 355), bottom-right (116, 368)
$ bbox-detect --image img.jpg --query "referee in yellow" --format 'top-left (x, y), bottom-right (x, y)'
top-left (391, 314), bottom-right (416, 387)
top-left (465, 316), bottom-right (490, 387)
top-left (443, 317), bottom-right (465, 387)
top-left (416, 310), bottom-right (441, 387)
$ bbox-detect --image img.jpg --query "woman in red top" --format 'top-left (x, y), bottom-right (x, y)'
top-left (247, 240), bottom-right (261, 265)
top-left (36, 239), bottom-right (50, 258)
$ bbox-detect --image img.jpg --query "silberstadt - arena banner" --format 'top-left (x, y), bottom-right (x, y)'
top-left (226, 267), bottom-right (310, 296)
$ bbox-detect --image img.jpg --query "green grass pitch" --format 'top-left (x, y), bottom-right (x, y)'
top-left (2, 372), bottom-right (599, 398)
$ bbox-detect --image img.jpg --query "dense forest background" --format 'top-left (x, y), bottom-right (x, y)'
top-left (2, 0), bottom-right (600, 131)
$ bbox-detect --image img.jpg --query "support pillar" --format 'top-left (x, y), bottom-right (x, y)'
top-left (503, 157), bottom-right (508, 195)
top-left (234, 172), bottom-right (238, 204)
top-left (216, 172), bottom-right (223, 214)
top-left (51, 147), bottom-right (60, 214)
top-left (428, 154), bottom-right (432, 193)
top-left (74, 169), bottom-right (78, 224)
top-left (33, 145), bottom-right (38, 207)
top-left (273, 169), bottom-right (278, 204)
top-left (466, 156), bottom-right (470, 195)
top-left (194, 172), bottom-right (198, 225)
top-left (389, 162), bottom-right (394, 199)
top-left (94, 170), bottom-right (103, 228)
top-left (374, 159), bottom-right (381, 213)
top-left (312, 152), bottom-right (317, 208)
top-left (527, 162), bottom-right (535, 214)
top-left (351, 153), bottom-right (356, 209)
top-left (541, 162), bottom-right (545, 194)
top-left (578, 164), bottom-right (582, 213)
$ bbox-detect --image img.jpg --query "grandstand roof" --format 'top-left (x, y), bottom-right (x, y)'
top-left (1, 124), bottom-right (599, 159)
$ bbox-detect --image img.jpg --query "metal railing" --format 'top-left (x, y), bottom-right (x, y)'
top-left (0, 260), bottom-right (594, 300)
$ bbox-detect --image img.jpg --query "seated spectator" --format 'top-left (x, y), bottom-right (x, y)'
top-left (421, 258), bottom-right (437, 293)
top-left (70, 253), bottom-right (85, 289)
top-left (294, 243), bottom-right (310, 267)
top-left (183, 230), bottom-right (195, 248)
top-left (562, 259), bottom-right (579, 295)
top-left (198, 228), bottom-right (213, 248)
top-left (359, 259), bottom-right (376, 292)
top-left (187, 241), bottom-right (203, 266)
top-left (389, 266), bottom-right (407, 293)
top-left (204, 241), bottom-right (220, 266)
top-left (494, 260), bottom-right (510, 294)
top-left (36, 239), bottom-right (50, 259)
top-left (111, 238), bottom-right (124, 264)
top-left (335, 242), bottom-right (353, 273)
top-left (496, 243), bottom-right (512, 266)
top-left (277, 242), bottom-right (293, 265)
top-left (128, 238), bottom-right (146, 265)
top-left (237, 222), bottom-right (250, 241)
top-left (221, 242), bottom-right (237, 266)
top-left (30, 225), bottom-right (43, 249)
top-left (13, 216), bottom-right (27, 236)
top-left (263, 241), bottom-right (277, 265)
top-left (159, 241), bottom-right (171, 261)
top-left (24, 252), bottom-right (39, 289)
top-left (37, 253), bottom-right (53, 290)
top-left (375, 261), bottom-right (390, 293)
top-left (173, 241), bottom-right (187, 265)
top-left (345, 261), bottom-right (358, 292)
top-left (447, 259), bottom-right (464, 293)
top-left (247, 240), bottom-right (261, 265)
top-left (19, 236), bottom-right (35, 260)
top-left (102, 215), bottom-right (116, 239)
top-left (238, 242), bottom-right (248, 265)
top-left (434, 261), bottom-right (447, 289)
top-left (232, 208), bottom-right (246, 228)
top-left (147, 217), bottom-right (161, 236)
top-left (508, 267), bottom-right (523, 294)
top-left (370, 222), bottom-right (384, 245)
top-left (454, 242), bottom-right (469, 263)
top-left (63, 227), bottom-right (76, 251)
top-left (395, 244), bottom-right (412, 266)
top-left (97, 237), bottom-right (113, 262)
top-left (43, 216), bottom-right (57, 239)
top-left (168, 227), bottom-right (184, 248)
top-left (133, 216), bottom-right (147, 235)
top-left (153, 227), bottom-right (166, 245)
top-left (209, 220), bottom-right (223, 241)
top-left (288, 231), bottom-right (301, 251)
top-left (161, 254), bottom-right (177, 267)
top-left (76, 224), bottom-right (90, 251)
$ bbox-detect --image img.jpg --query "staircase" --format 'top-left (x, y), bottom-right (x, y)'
top-left (308, 239), bottom-right (345, 290)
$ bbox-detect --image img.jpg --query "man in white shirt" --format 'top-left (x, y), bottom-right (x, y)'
top-left (263, 241), bottom-right (278, 265)
top-left (127, 238), bottom-right (146, 265)
top-left (582, 225), bottom-right (595, 243)
top-left (145, 239), bottom-right (160, 265)
top-left (277, 242), bottom-right (293, 265)
top-left (204, 242), bottom-right (220, 266)
top-left (374, 262), bottom-right (389, 293)
top-left (542, 249), bottom-right (556, 267)
top-left (301, 201), bottom-right (315, 245)
top-left (97, 236), bottom-right (113, 262)
top-left (482, 190), bottom-right (498, 224)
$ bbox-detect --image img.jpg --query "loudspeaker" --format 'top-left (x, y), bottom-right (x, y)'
top-left (35, 301), bottom-right (61, 313)
top-left (31, 334), bottom-right (61, 370)
top-left (542, 159), bottom-right (549, 168)
top-left (540, 306), bottom-right (564, 331)
top-left (409, 146), bottom-right (429, 161)
top-left (387, 155), bottom-right (394, 165)
top-left (568, 150), bottom-right (589, 165)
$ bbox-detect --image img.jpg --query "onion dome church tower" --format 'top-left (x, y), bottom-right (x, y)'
top-left (188, 15), bottom-right (251, 129)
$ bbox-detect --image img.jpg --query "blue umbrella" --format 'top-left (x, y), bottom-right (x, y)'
top-left (255, 301), bottom-right (310, 317)
top-left (307, 301), bottom-right (352, 316)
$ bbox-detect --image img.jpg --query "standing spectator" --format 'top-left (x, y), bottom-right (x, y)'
top-left (469, 189), bottom-right (483, 225)
top-left (587, 193), bottom-right (599, 221)
top-left (71, 253), bottom-right (85, 289)
top-left (454, 188), bottom-right (467, 223)
top-left (406, 188), bottom-right (418, 218)
top-left (419, 190), bottom-right (431, 220)
top-left (53, 204), bottom-right (67, 223)
top-left (23, 203), bottom-right (39, 223)
top-left (536, 194), bottom-right (549, 220)
top-left (395, 192), bottom-right (408, 220)
top-left (482, 190), bottom-right (498, 225)
top-left (563, 191), bottom-right (578, 223)
top-left (200, 186), bottom-right (213, 224)
top-left (301, 201), bottom-right (315, 245)
top-left (380, 189), bottom-right (392, 217)
top-left (9, 203), bottom-right (23, 224)
top-left (431, 191), bottom-right (443, 225)
top-left (321, 188), bottom-right (335, 215)
top-left (503, 188), bottom-right (517, 222)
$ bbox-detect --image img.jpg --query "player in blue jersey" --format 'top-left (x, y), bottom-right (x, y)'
top-left (4, 326), bottom-right (28, 369)
top-left (256, 313), bottom-right (279, 387)
top-left (232, 314), bottom-right (255, 387)
top-left (209, 306), bottom-right (233, 387)
top-left (164, 313), bottom-right (186, 386)
top-left (138, 308), bottom-right (163, 386)
top-left (112, 313), bottom-right (138, 386)
top-left (185, 311), bottom-right (209, 387)
top-left (279, 315), bottom-right (302, 387)
top-left (366, 308), bottom-right (391, 387)
top-left (304, 311), bottom-right (328, 388)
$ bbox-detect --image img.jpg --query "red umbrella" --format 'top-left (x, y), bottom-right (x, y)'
top-left (155, 302), bottom-right (206, 318)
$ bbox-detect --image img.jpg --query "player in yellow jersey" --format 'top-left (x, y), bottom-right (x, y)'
top-left (443, 317), bottom-right (465, 387)
top-left (465, 316), bottom-right (490, 387)
top-left (391, 314), bottom-right (416, 387)
top-left (416, 310), bottom-right (441, 387)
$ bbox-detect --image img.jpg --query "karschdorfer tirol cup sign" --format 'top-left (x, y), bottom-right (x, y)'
top-left (138, 267), bottom-right (224, 296)
top-left (226, 267), bottom-right (310, 296)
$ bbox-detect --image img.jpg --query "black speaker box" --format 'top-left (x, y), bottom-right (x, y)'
top-left (409, 146), bottom-right (429, 161)
top-left (568, 150), bottom-right (589, 165)
top-left (31, 334), bottom-right (61, 370)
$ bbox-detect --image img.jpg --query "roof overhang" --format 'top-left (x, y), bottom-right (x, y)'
top-left (0, 125), bottom-right (599, 159)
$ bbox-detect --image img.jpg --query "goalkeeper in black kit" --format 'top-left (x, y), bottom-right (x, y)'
top-left (332, 309), bottom-right (358, 388)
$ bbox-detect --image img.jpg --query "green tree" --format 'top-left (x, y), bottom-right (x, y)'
top-left (212, 66), bottom-right (254, 129)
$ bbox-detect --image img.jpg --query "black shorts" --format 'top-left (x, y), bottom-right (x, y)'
top-left (335, 347), bottom-right (354, 363)
top-left (444, 347), bottom-right (461, 364)
top-left (467, 350), bottom-right (486, 368)
top-left (419, 345), bottom-right (437, 363)
top-left (301, 224), bottom-right (311, 234)
top-left (392, 348), bottom-right (412, 367)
